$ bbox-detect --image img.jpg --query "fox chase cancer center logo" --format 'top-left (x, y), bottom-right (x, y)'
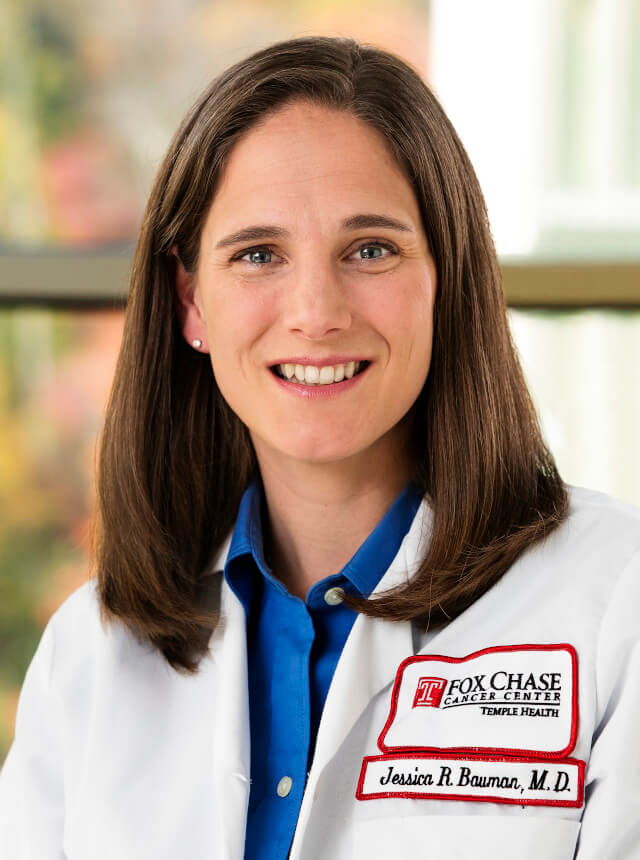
top-left (413, 677), bottom-right (447, 708)
top-left (379, 644), bottom-right (578, 759)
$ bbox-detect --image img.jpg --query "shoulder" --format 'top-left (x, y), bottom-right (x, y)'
top-left (46, 577), bottom-right (101, 631)
top-left (562, 485), bottom-right (640, 631)
top-left (44, 578), bottom-right (113, 650)
top-left (39, 579), bottom-right (164, 695)
top-left (560, 484), bottom-right (640, 571)
top-left (552, 484), bottom-right (639, 581)
top-left (566, 483), bottom-right (640, 532)
top-left (518, 485), bottom-right (640, 655)
top-left (475, 484), bottom-right (640, 640)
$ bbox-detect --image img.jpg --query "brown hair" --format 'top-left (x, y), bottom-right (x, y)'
top-left (95, 35), bottom-right (567, 672)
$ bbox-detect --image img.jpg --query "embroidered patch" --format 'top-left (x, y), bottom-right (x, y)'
top-left (379, 644), bottom-right (578, 759)
top-left (357, 753), bottom-right (584, 808)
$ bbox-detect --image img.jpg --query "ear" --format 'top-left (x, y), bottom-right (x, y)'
top-left (171, 245), bottom-right (209, 353)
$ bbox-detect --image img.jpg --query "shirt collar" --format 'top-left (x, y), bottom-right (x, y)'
top-left (226, 475), bottom-right (270, 577)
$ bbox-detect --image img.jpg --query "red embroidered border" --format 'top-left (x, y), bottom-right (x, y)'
top-left (356, 751), bottom-right (585, 808)
top-left (377, 643), bottom-right (579, 760)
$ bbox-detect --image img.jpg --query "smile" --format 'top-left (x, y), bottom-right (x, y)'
top-left (272, 361), bottom-right (369, 386)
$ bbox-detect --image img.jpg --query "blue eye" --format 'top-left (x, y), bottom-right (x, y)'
top-left (358, 244), bottom-right (389, 259)
top-left (234, 247), bottom-right (273, 265)
top-left (352, 241), bottom-right (399, 262)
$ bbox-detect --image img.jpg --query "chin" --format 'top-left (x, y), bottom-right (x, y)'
top-left (286, 442), bottom-right (364, 466)
top-left (253, 427), bottom-right (367, 468)
top-left (282, 427), bottom-right (398, 469)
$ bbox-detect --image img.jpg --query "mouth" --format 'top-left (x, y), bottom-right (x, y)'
top-left (270, 360), bottom-right (370, 386)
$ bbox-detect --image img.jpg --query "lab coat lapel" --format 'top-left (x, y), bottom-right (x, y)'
top-left (207, 538), bottom-right (251, 860)
top-left (292, 499), bottom-right (433, 849)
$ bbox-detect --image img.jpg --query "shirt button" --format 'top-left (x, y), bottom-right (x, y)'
top-left (277, 776), bottom-right (293, 797)
top-left (324, 586), bottom-right (345, 606)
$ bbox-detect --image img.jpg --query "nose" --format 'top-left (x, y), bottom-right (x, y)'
top-left (283, 260), bottom-right (352, 339)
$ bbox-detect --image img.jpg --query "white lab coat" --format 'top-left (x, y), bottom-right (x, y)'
top-left (1, 485), bottom-right (640, 859)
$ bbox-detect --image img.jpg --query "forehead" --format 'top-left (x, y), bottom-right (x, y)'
top-left (204, 100), bottom-right (422, 235)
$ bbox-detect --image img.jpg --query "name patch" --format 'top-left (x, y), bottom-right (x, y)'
top-left (357, 753), bottom-right (584, 808)
top-left (378, 644), bottom-right (578, 759)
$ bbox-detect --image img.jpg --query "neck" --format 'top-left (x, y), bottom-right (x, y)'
top-left (254, 430), bottom-right (413, 600)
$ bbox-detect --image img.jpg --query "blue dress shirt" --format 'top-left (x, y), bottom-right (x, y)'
top-left (223, 476), bottom-right (423, 860)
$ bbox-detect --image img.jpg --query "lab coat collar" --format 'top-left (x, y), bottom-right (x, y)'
top-left (291, 497), bottom-right (434, 854)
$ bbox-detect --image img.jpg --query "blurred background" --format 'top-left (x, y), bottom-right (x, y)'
top-left (1, 0), bottom-right (638, 760)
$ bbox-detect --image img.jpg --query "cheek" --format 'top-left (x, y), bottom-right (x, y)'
top-left (389, 293), bottom-right (434, 410)
top-left (204, 288), bottom-right (273, 358)
top-left (202, 289), bottom-right (276, 412)
top-left (373, 278), bottom-right (435, 365)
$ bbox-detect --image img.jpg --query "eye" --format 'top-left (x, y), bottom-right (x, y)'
top-left (350, 241), bottom-right (398, 262)
top-left (231, 245), bottom-right (277, 266)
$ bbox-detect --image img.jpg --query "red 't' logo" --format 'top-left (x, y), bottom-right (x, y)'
top-left (413, 676), bottom-right (447, 708)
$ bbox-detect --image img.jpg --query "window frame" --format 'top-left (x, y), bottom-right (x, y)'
top-left (1, 252), bottom-right (638, 309)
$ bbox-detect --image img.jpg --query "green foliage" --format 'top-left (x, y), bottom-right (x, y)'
top-left (24, 7), bottom-right (84, 145)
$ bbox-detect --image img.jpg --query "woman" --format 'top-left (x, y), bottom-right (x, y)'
top-left (1, 35), bottom-right (639, 860)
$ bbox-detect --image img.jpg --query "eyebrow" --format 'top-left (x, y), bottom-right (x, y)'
top-left (213, 213), bottom-right (415, 250)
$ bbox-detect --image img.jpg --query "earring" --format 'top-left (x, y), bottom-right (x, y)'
top-left (192, 339), bottom-right (202, 349)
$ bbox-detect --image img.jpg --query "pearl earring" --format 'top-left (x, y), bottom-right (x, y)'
top-left (192, 339), bottom-right (202, 349)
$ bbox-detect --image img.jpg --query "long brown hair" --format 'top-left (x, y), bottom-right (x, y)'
top-left (95, 35), bottom-right (567, 672)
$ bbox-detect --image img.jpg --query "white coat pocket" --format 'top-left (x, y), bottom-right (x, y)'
top-left (354, 815), bottom-right (581, 860)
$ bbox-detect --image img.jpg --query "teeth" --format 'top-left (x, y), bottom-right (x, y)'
top-left (304, 365), bottom-right (320, 384)
top-left (278, 361), bottom-right (364, 385)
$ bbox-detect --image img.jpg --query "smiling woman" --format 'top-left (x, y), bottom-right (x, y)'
top-left (1, 34), bottom-right (640, 860)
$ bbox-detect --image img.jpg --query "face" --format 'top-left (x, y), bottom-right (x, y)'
top-left (175, 100), bottom-right (437, 478)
